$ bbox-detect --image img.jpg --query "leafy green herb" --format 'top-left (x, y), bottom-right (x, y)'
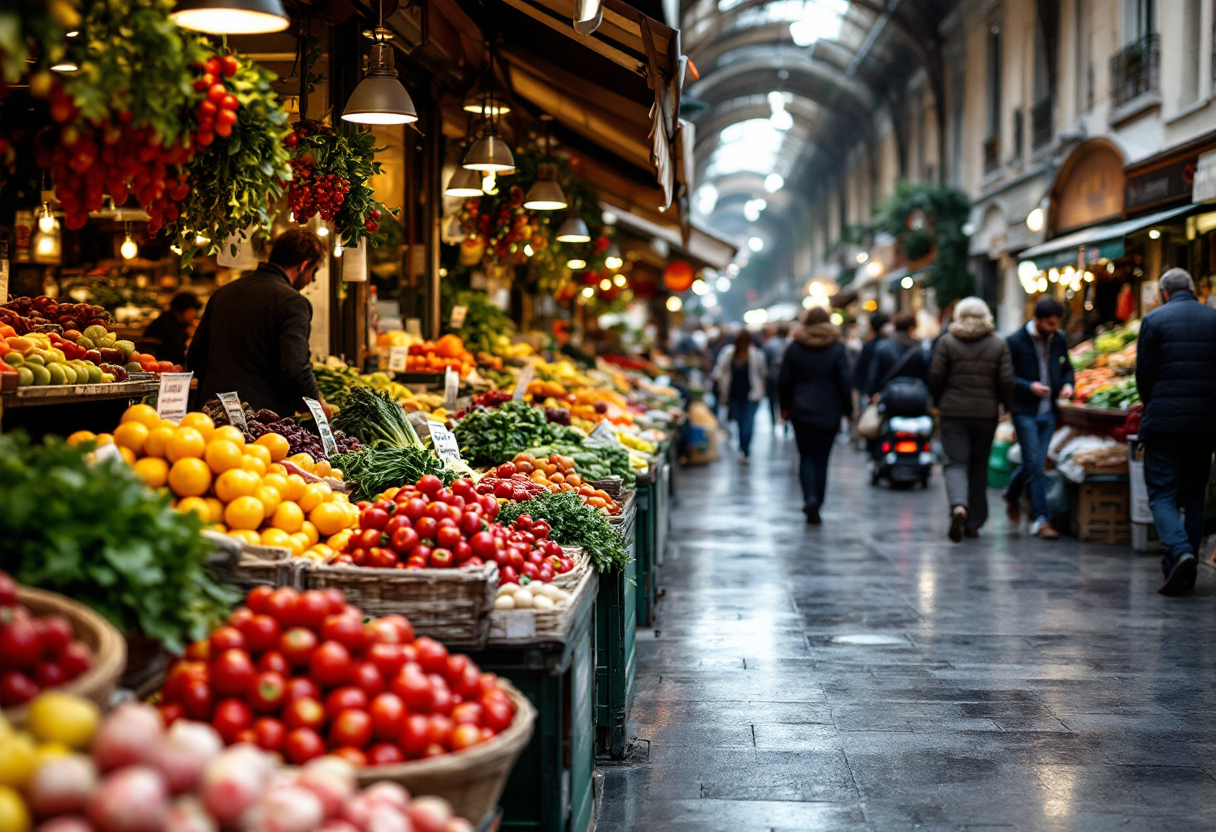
top-left (331, 387), bottom-right (422, 449)
top-left (0, 433), bottom-right (235, 651)
top-left (496, 490), bottom-right (630, 573)
top-left (453, 401), bottom-right (560, 467)
top-left (331, 446), bottom-right (453, 502)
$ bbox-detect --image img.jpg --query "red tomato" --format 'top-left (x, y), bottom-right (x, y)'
top-left (429, 676), bottom-right (454, 715)
top-left (384, 515), bottom-right (412, 537)
top-left (279, 627), bottom-right (319, 668)
top-left (162, 660), bottom-right (206, 703)
top-left (36, 615), bottom-right (73, 658)
top-left (256, 650), bottom-right (291, 675)
top-left (324, 686), bottom-right (368, 717)
top-left (478, 673), bottom-right (503, 698)
top-left (424, 502), bottom-right (450, 522)
top-left (158, 703), bottom-right (184, 727)
top-left (390, 527), bottom-right (420, 554)
top-left (445, 654), bottom-right (473, 685)
top-left (181, 679), bottom-right (213, 720)
top-left (330, 746), bottom-right (368, 767)
top-left (185, 639), bottom-right (210, 662)
top-left (399, 714), bottom-right (430, 758)
top-left (220, 55), bottom-right (239, 78)
top-left (413, 637), bottom-right (449, 674)
top-left (538, 564), bottom-right (555, 582)
top-left (329, 708), bottom-right (373, 748)
top-left (321, 613), bottom-right (365, 653)
top-left (414, 517), bottom-right (438, 541)
top-left (368, 548), bottom-right (399, 569)
top-left (478, 495), bottom-right (499, 519)
top-left (364, 618), bottom-right (402, 645)
top-left (400, 498), bottom-right (428, 521)
top-left (426, 715), bottom-right (454, 750)
top-left (356, 528), bottom-right (383, 550)
top-left (350, 661), bottom-right (386, 697)
top-left (209, 626), bottom-right (245, 653)
top-left (429, 548), bottom-right (455, 569)
top-left (454, 665), bottom-right (483, 701)
top-left (283, 697), bottom-right (326, 731)
top-left (0, 671), bottom-right (37, 707)
top-left (451, 702), bottom-right (483, 726)
top-left (469, 531), bottom-right (497, 559)
top-left (212, 698), bottom-right (253, 743)
top-left (391, 666), bottom-right (433, 713)
top-left (481, 696), bottom-right (513, 734)
top-left (366, 643), bottom-right (406, 681)
top-left (531, 520), bottom-right (551, 539)
top-left (458, 512), bottom-right (483, 537)
top-left (265, 587), bottom-right (301, 625)
top-left (361, 507), bottom-right (390, 531)
top-left (450, 723), bottom-right (483, 751)
top-left (309, 641), bottom-right (353, 688)
top-left (246, 586), bottom-right (275, 614)
top-left (417, 475), bottom-right (443, 496)
top-left (210, 649), bottom-right (256, 697)
top-left (295, 590), bottom-right (331, 629)
top-left (320, 588), bottom-right (348, 616)
top-left (227, 607), bottom-right (254, 630)
top-left (452, 479), bottom-right (477, 501)
top-left (435, 526), bottom-right (462, 550)
top-left (253, 717), bottom-right (285, 753)
top-left (237, 614), bottom-right (281, 655)
top-left (284, 728), bottom-right (326, 765)
top-left (283, 676), bottom-right (321, 705)
top-left (367, 743), bottom-right (405, 765)
top-left (249, 671), bottom-right (286, 713)
top-left (453, 541), bottom-right (473, 563)
top-left (368, 692), bottom-right (406, 741)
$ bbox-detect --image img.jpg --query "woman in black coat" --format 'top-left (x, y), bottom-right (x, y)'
top-left (779, 307), bottom-right (853, 524)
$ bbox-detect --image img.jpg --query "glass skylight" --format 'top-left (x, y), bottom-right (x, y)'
top-left (716, 0), bottom-right (849, 47)
top-left (705, 118), bottom-right (789, 177)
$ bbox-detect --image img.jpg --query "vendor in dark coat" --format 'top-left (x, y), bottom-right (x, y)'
top-left (143, 290), bottom-right (202, 366)
top-left (1134, 268), bottom-right (1216, 595)
top-left (187, 229), bottom-right (330, 418)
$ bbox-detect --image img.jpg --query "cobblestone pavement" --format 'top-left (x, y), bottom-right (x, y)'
top-left (597, 427), bottom-right (1216, 831)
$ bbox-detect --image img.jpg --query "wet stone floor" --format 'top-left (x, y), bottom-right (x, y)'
top-left (596, 427), bottom-right (1216, 831)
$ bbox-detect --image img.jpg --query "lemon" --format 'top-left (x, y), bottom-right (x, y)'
top-left (0, 733), bottom-right (37, 788)
top-left (25, 692), bottom-right (100, 750)
top-left (0, 785), bottom-right (31, 832)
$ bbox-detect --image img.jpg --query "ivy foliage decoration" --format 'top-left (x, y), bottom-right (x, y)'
top-left (869, 180), bottom-right (974, 307)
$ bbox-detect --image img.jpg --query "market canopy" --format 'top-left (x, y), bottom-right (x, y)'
top-left (1018, 204), bottom-right (1197, 270)
top-left (602, 200), bottom-right (738, 270)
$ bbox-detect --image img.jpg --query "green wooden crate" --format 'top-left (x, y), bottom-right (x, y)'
top-left (595, 506), bottom-right (638, 759)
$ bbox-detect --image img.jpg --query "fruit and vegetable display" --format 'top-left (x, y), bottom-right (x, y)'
top-left (476, 456), bottom-right (620, 515)
top-left (439, 287), bottom-right (517, 357)
top-left (0, 299), bottom-right (112, 337)
top-left (399, 336), bottom-right (477, 377)
top-left (0, 690), bottom-right (476, 832)
top-left (496, 492), bottom-right (630, 574)
top-left (451, 401), bottom-right (581, 468)
top-left (493, 582), bottom-right (573, 611)
top-left (154, 585), bottom-right (518, 766)
top-left (329, 447), bottom-right (453, 503)
top-left (1083, 376), bottom-right (1140, 410)
top-left (200, 400), bottom-right (361, 460)
top-left (312, 364), bottom-right (450, 422)
top-left (0, 572), bottom-right (93, 707)
top-left (0, 432), bottom-right (233, 653)
top-left (1070, 320), bottom-right (1140, 407)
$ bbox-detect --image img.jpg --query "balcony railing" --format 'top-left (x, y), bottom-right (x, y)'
top-left (1031, 95), bottom-right (1054, 150)
top-left (1110, 33), bottom-right (1160, 108)
top-left (983, 134), bottom-right (1000, 174)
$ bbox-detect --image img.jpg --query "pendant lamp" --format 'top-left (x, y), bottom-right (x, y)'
top-left (343, 35), bottom-right (417, 125)
top-left (463, 124), bottom-right (514, 172)
top-left (170, 0), bottom-right (289, 34)
top-left (555, 214), bottom-right (590, 243)
top-left (524, 120), bottom-right (567, 210)
top-left (446, 166), bottom-right (484, 197)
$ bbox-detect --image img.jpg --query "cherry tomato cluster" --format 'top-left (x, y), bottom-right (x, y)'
top-left (191, 54), bottom-right (242, 146)
top-left (0, 570), bottom-right (93, 707)
top-left (157, 585), bottom-right (517, 767)
top-left (498, 515), bottom-right (577, 585)
top-left (287, 164), bottom-right (352, 224)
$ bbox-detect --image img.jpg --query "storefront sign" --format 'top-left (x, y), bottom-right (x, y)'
top-left (1125, 157), bottom-right (1197, 212)
top-left (303, 397), bottom-right (339, 457)
top-left (388, 346), bottom-right (409, 373)
top-left (1055, 143), bottom-right (1125, 234)
top-left (449, 305), bottom-right (467, 329)
top-left (217, 392), bottom-right (248, 432)
top-left (156, 372), bottom-right (193, 422)
top-left (1194, 150), bottom-right (1216, 203)
top-left (428, 422), bottom-right (462, 462)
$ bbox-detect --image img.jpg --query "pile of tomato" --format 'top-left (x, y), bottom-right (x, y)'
top-left (0, 570), bottom-right (93, 707)
top-left (156, 585), bottom-right (516, 767)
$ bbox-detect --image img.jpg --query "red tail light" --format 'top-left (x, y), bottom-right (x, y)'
top-left (881, 442), bottom-right (892, 453)
top-left (895, 441), bottom-right (919, 454)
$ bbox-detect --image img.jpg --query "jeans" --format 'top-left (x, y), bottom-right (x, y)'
top-left (1006, 412), bottom-right (1056, 523)
top-left (792, 423), bottom-right (837, 505)
top-left (1143, 434), bottom-right (1214, 567)
top-left (940, 417), bottom-right (998, 530)
top-left (728, 399), bottom-right (760, 457)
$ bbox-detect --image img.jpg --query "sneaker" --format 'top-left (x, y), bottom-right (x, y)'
top-left (1030, 519), bottom-right (1060, 540)
top-left (1004, 494), bottom-right (1021, 525)
top-left (948, 506), bottom-right (967, 543)
top-left (1159, 554), bottom-right (1198, 596)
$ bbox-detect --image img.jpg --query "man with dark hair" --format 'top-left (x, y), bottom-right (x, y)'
top-left (143, 290), bottom-right (202, 366)
top-left (865, 311), bottom-right (929, 397)
top-left (1134, 267), bottom-right (1216, 595)
top-left (188, 229), bottom-right (331, 417)
top-left (1004, 295), bottom-right (1074, 539)
top-left (852, 312), bottom-right (889, 396)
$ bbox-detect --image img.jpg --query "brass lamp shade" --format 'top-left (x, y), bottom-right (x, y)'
top-left (462, 96), bottom-right (510, 117)
top-left (463, 132), bottom-right (515, 172)
top-left (170, 0), bottom-right (289, 34)
top-left (445, 167), bottom-right (485, 198)
top-left (342, 43), bottom-right (418, 125)
top-left (555, 216), bottom-right (591, 243)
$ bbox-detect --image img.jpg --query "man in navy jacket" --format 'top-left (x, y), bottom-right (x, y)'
top-left (1003, 296), bottom-right (1074, 539)
top-left (1134, 268), bottom-right (1216, 595)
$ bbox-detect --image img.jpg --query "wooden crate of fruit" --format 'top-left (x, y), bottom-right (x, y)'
top-left (205, 532), bottom-right (309, 592)
top-left (303, 561), bottom-right (499, 649)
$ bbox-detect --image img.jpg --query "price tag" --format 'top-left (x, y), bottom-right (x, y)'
top-left (444, 367), bottom-right (459, 411)
top-left (428, 422), bottom-right (462, 462)
top-left (388, 346), bottom-right (410, 373)
top-left (94, 442), bottom-right (123, 464)
top-left (407, 412), bottom-right (432, 438)
top-left (449, 305), bottom-right (468, 329)
top-left (512, 364), bottom-right (535, 401)
top-left (156, 372), bottom-right (193, 423)
top-left (590, 419), bottom-right (619, 445)
top-left (504, 612), bottom-right (536, 640)
top-left (303, 397), bottom-right (339, 458)
top-left (217, 392), bottom-right (247, 432)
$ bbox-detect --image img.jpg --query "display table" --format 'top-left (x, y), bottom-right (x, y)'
top-left (597, 501), bottom-right (638, 759)
top-left (634, 453), bottom-right (672, 628)
top-left (1058, 402), bottom-right (1134, 434)
top-left (0, 379), bottom-right (161, 437)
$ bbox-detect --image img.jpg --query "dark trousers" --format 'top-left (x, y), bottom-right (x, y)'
top-left (940, 416), bottom-right (998, 530)
top-left (727, 399), bottom-right (760, 457)
top-left (792, 423), bottom-right (837, 505)
top-left (1143, 433), bottom-right (1214, 568)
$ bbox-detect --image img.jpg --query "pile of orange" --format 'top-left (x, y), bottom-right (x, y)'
top-left (404, 333), bottom-right (477, 375)
top-left (87, 404), bottom-right (361, 560)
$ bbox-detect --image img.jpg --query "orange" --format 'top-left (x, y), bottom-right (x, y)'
top-left (227, 529), bottom-right (261, 545)
top-left (133, 457), bottom-right (169, 488)
top-left (313, 460), bottom-right (332, 478)
top-left (299, 520), bottom-right (319, 546)
top-left (118, 446), bottom-right (137, 466)
top-left (144, 426), bottom-right (175, 459)
top-left (204, 440), bottom-right (245, 474)
top-left (255, 433), bottom-right (290, 462)
top-left (212, 425), bottom-right (246, 446)
top-left (179, 412), bottom-right (216, 441)
top-left (270, 500), bottom-right (304, 533)
top-left (281, 474), bottom-right (307, 502)
top-left (327, 529), bottom-right (353, 551)
top-left (286, 453), bottom-right (315, 472)
top-left (260, 528), bottom-right (292, 549)
top-left (288, 532), bottom-right (312, 555)
top-left (204, 497), bottom-right (225, 523)
top-left (214, 468), bottom-right (260, 502)
top-left (121, 403), bottom-right (162, 430)
top-left (166, 427), bottom-right (206, 462)
top-left (243, 443), bottom-right (272, 466)
top-left (267, 463), bottom-right (286, 476)
top-left (241, 455), bottom-right (267, 477)
top-left (224, 496), bottom-right (265, 531)
top-left (311, 503), bottom-right (350, 537)
top-left (168, 457), bottom-right (212, 497)
top-left (254, 486), bottom-right (282, 519)
top-left (94, 433), bottom-right (114, 446)
top-left (113, 421), bottom-right (150, 455)
top-left (298, 483), bottom-right (329, 513)
top-left (67, 430), bottom-right (97, 447)
top-left (176, 496), bottom-right (211, 520)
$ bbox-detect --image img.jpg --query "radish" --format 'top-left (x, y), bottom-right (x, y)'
top-left (86, 766), bottom-right (169, 832)
top-left (155, 721), bottom-right (224, 794)
top-left (200, 746), bottom-right (274, 828)
top-left (298, 757), bottom-right (356, 818)
top-left (239, 784), bottom-right (324, 832)
top-left (34, 817), bottom-right (95, 832)
top-left (405, 798), bottom-right (452, 832)
top-left (361, 783), bottom-right (410, 813)
top-left (27, 754), bottom-right (97, 818)
top-left (91, 704), bottom-right (164, 771)
top-left (163, 797), bottom-right (219, 832)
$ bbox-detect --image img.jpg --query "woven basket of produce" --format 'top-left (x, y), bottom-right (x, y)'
top-left (354, 680), bottom-right (536, 821)
top-left (304, 561), bottom-right (498, 648)
top-left (4, 586), bottom-right (126, 726)
top-left (588, 476), bottom-right (623, 499)
top-left (206, 533), bottom-right (309, 592)
top-left (549, 546), bottom-right (590, 591)
top-left (489, 567), bottom-right (595, 646)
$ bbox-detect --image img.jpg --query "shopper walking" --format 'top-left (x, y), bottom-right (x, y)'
top-left (762, 323), bottom-right (791, 432)
top-left (928, 297), bottom-right (1014, 542)
top-left (1003, 296), bottom-right (1074, 539)
top-left (779, 307), bottom-right (852, 524)
top-left (852, 313), bottom-right (889, 398)
top-left (1133, 268), bottom-right (1216, 595)
top-left (865, 312), bottom-right (929, 397)
top-left (712, 329), bottom-right (766, 463)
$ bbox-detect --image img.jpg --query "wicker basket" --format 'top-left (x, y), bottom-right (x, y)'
top-left (305, 562), bottom-right (498, 648)
top-left (488, 567), bottom-right (595, 646)
top-left (549, 546), bottom-right (590, 591)
top-left (588, 476), bottom-right (623, 499)
top-left (355, 680), bottom-right (536, 822)
top-left (206, 533), bottom-right (308, 593)
top-left (4, 586), bottom-right (126, 727)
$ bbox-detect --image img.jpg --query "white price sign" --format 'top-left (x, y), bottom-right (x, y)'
top-left (93, 442), bottom-right (123, 464)
top-left (388, 346), bottom-right (410, 373)
top-left (156, 372), bottom-right (193, 423)
top-left (512, 364), bottom-right (535, 401)
top-left (444, 367), bottom-right (459, 411)
top-left (449, 305), bottom-right (468, 329)
top-left (590, 419), bottom-right (619, 445)
top-left (304, 397), bottom-right (339, 458)
top-left (217, 392), bottom-right (247, 432)
top-left (428, 422), bottom-right (462, 462)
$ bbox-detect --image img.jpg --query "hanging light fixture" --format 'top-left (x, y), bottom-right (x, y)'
top-left (604, 244), bottom-right (623, 271)
top-left (38, 203), bottom-right (57, 234)
top-left (446, 166), bottom-right (484, 197)
top-left (463, 68), bottom-right (511, 116)
top-left (555, 214), bottom-right (590, 243)
top-left (341, 0), bottom-right (417, 126)
top-left (567, 258), bottom-right (587, 270)
top-left (120, 224), bottom-right (138, 260)
top-left (524, 117), bottom-right (567, 210)
top-left (170, 0), bottom-right (289, 34)
top-left (463, 44), bottom-right (514, 172)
